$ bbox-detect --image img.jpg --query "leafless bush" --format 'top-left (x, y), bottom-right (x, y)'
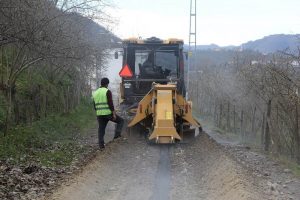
top-left (192, 49), bottom-right (300, 164)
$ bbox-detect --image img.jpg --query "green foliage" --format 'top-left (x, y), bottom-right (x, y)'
top-left (0, 93), bottom-right (6, 131)
top-left (0, 100), bottom-right (96, 167)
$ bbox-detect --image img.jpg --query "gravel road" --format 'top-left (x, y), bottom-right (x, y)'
top-left (47, 125), bottom-right (299, 200)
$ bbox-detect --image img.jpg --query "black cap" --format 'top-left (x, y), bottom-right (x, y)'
top-left (101, 77), bottom-right (109, 86)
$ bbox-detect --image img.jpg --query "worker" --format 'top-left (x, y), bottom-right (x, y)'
top-left (140, 51), bottom-right (154, 78)
top-left (92, 77), bottom-right (124, 149)
top-left (140, 51), bottom-right (164, 79)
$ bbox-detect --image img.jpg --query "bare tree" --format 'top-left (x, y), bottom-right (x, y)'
top-left (0, 0), bottom-right (115, 134)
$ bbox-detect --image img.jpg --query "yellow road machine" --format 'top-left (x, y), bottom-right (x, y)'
top-left (116, 37), bottom-right (202, 144)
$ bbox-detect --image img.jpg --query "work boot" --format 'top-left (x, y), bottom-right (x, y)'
top-left (99, 143), bottom-right (105, 150)
top-left (113, 133), bottom-right (122, 140)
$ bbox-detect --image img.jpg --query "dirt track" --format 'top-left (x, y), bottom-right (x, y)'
top-left (171, 135), bottom-right (267, 200)
top-left (47, 126), bottom-right (298, 200)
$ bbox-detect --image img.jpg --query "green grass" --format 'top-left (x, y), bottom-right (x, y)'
top-left (0, 100), bottom-right (96, 167)
top-left (196, 115), bottom-right (239, 138)
top-left (273, 155), bottom-right (300, 177)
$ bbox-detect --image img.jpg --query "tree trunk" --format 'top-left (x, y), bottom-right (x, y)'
top-left (214, 102), bottom-right (218, 125)
top-left (295, 101), bottom-right (300, 164)
top-left (77, 82), bottom-right (81, 107)
top-left (265, 100), bottom-right (272, 152)
top-left (41, 85), bottom-right (47, 118)
top-left (226, 102), bottom-right (230, 131)
top-left (4, 86), bottom-right (12, 136)
top-left (251, 106), bottom-right (256, 138)
top-left (240, 110), bottom-right (244, 140)
top-left (233, 105), bottom-right (236, 134)
top-left (219, 103), bottom-right (223, 128)
top-left (66, 86), bottom-right (70, 112)
top-left (261, 112), bottom-right (265, 148)
top-left (208, 96), bottom-right (212, 116)
top-left (196, 80), bottom-right (199, 110)
top-left (275, 104), bottom-right (282, 154)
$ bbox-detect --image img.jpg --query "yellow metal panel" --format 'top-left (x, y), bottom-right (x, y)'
top-left (153, 84), bottom-right (177, 90)
top-left (174, 94), bottom-right (201, 127)
top-left (158, 137), bottom-right (172, 144)
top-left (163, 38), bottom-right (184, 44)
top-left (127, 90), bottom-right (153, 127)
top-left (149, 87), bottom-right (181, 142)
top-left (149, 127), bottom-right (181, 140)
top-left (156, 90), bottom-right (173, 120)
top-left (123, 38), bottom-right (183, 45)
top-left (127, 82), bottom-right (201, 144)
top-left (123, 37), bottom-right (138, 43)
top-left (165, 111), bottom-right (172, 120)
top-left (156, 119), bottom-right (173, 127)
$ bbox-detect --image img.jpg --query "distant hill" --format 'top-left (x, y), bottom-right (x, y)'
top-left (196, 44), bottom-right (220, 50)
top-left (240, 34), bottom-right (300, 54)
top-left (192, 34), bottom-right (300, 54)
top-left (184, 44), bottom-right (220, 51)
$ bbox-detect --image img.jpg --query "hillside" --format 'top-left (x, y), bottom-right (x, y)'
top-left (241, 34), bottom-right (300, 54)
top-left (193, 34), bottom-right (300, 54)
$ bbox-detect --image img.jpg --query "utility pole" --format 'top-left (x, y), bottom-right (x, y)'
top-left (187, 0), bottom-right (197, 100)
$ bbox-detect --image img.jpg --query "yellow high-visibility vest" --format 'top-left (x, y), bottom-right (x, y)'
top-left (92, 87), bottom-right (112, 116)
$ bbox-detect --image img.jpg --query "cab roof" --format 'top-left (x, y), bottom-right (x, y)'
top-left (123, 37), bottom-right (184, 45)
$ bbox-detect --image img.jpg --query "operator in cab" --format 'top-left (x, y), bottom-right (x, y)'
top-left (140, 51), bottom-right (164, 79)
top-left (92, 77), bottom-right (124, 149)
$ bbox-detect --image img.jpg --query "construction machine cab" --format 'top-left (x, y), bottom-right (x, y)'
top-left (118, 37), bottom-right (186, 104)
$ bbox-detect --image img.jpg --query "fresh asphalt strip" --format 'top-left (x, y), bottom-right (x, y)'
top-left (151, 145), bottom-right (171, 200)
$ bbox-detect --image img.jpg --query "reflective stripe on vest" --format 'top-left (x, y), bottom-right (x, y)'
top-left (92, 87), bottom-right (112, 116)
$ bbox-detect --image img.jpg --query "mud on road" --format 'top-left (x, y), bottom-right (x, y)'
top-left (47, 128), bottom-right (299, 200)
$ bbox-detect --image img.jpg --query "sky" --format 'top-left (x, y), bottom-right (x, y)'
top-left (106, 0), bottom-right (300, 46)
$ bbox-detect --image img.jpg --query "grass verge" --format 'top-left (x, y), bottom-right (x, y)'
top-left (273, 155), bottom-right (300, 177)
top-left (196, 113), bottom-right (300, 177)
top-left (0, 100), bottom-right (96, 167)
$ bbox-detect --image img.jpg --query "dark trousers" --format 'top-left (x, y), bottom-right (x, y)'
top-left (97, 114), bottom-right (124, 146)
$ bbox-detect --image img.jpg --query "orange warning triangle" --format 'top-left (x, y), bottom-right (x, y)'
top-left (119, 64), bottom-right (133, 77)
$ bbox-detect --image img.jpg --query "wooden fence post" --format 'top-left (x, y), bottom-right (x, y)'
top-left (264, 100), bottom-right (272, 152)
